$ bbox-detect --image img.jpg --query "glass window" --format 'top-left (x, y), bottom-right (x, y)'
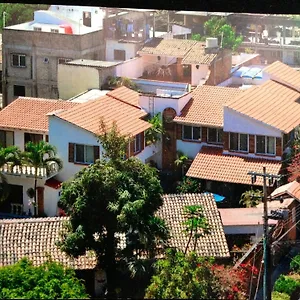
top-left (6, 131), bottom-right (14, 147)
top-left (208, 128), bottom-right (223, 143)
top-left (240, 134), bottom-right (248, 151)
top-left (75, 144), bottom-right (85, 163)
top-left (267, 137), bottom-right (275, 155)
top-left (230, 133), bottom-right (238, 150)
top-left (85, 145), bottom-right (94, 163)
top-left (193, 127), bottom-right (201, 140)
top-left (217, 129), bottom-right (223, 143)
top-left (0, 131), bottom-right (6, 147)
top-left (256, 135), bottom-right (275, 155)
top-left (183, 125), bottom-right (192, 140)
top-left (256, 135), bottom-right (265, 153)
top-left (24, 133), bottom-right (43, 145)
top-left (12, 55), bottom-right (19, 66)
top-left (134, 134), bottom-right (141, 153)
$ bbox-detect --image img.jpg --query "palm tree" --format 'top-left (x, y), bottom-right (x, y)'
top-left (0, 145), bottom-right (22, 202)
top-left (239, 189), bottom-right (263, 208)
top-left (23, 141), bottom-right (63, 216)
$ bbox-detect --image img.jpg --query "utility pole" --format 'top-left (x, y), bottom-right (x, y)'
top-left (247, 167), bottom-right (281, 300)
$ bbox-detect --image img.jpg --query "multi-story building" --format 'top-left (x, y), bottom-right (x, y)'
top-left (2, 9), bottom-right (105, 106)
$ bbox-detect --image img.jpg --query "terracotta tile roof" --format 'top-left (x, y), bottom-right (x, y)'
top-left (106, 86), bottom-right (140, 108)
top-left (45, 178), bottom-right (62, 189)
top-left (186, 146), bottom-right (282, 186)
top-left (56, 95), bottom-right (151, 136)
top-left (138, 38), bottom-right (197, 57)
top-left (219, 208), bottom-right (277, 226)
top-left (182, 43), bottom-right (217, 65)
top-left (0, 98), bottom-right (78, 133)
top-left (0, 217), bottom-right (97, 269)
top-left (263, 60), bottom-right (300, 89)
top-left (174, 85), bottom-right (242, 127)
top-left (271, 181), bottom-right (300, 201)
top-left (226, 80), bottom-right (300, 133)
top-left (159, 193), bottom-right (230, 258)
top-left (257, 198), bottom-right (295, 209)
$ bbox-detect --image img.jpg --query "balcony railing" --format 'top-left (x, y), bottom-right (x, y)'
top-left (0, 162), bottom-right (59, 178)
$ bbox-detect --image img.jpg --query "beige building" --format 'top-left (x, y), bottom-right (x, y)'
top-left (2, 10), bottom-right (105, 106)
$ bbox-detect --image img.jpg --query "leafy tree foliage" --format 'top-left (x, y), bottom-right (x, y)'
top-left (274, 274), bottom-right (300, 296)
top-left (58, 123), bottom-right (169, 296)
top-left (145, 113), bottom-right (165, 145)
top-left (23, 141), bottom-right (63, 216)
top-left (239, 189), bottom-right (263, 208)
top-left (204, 17), bottom-right (243, 51)
top-left (0, 258), bottom-right (89, 299)
top-left (0, 4), bottom-right (49, 29)
top-left (176, 176), bottom-right (202, 194)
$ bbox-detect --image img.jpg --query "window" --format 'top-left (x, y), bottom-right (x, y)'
top-left (24, 133), bottom-right (43, 146)
top-left (134, 134), bottom-right (142, 153)
top-left (207, 128), bottom-right (223, 143)
top-left (51, 28), bottom-right (59, 33)
top-left (256, 135), bottom-right (275, 155)
top-left (13, 85), bottom-right (25, 97)
top-left (11, 54), bottom-right (26, 67)
top-left (0, 130), bottom-right (14, 147)
top-left (183, 125), bottom-right (201, 141)
top-left (114, 50), bottom-right (126, 61)
top-left (75, 144), bottom-right (95, 164)
top-left (33, 27), bottom-right (42, 31)
top-left (58, 58), bottom-right (72, 64)
top-left (183, 65), bottom-right (191, 77)
top-left (83, 11), bottom-right (92, 27)
top-left (229, 133), bottom-right (248, 152)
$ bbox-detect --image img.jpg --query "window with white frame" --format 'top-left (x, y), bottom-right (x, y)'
top-left (229, 133), bottom-right (248, 152)
top-left (11, 54), bottom-right (26, 67)
top-left (256, 135), bottom-right (276, 155)
top-left (134, 134), bottom-right (142, 153)
top-left (207, 127), bottom-right (223, 143)
top-left (75, 144), bottom-right (95, 164)
top-left (183, 125), bottom-right (201, 141)
top-left (51, 28), bottom-right (59, 33)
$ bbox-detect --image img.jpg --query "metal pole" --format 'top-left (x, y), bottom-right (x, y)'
top-left (262, 166), bottom-right (271, 300)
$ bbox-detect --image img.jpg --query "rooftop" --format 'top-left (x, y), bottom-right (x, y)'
top-left (182, 42), bottom-right (217, 65)
top-left (0, 98), bottom-right (78, 133)
top-left (226, 80), bottom-right (300, 133)
top-left (106, 86), bottom-right (140, 108)
top-left (0, 217), bottom-right (97, 269)
top-left (66, 59), bottom-right (121, 68)
top-left (159, 193), bottom-right (230, 258)
top-left (174, 85), bottom-right (242, 127)
top-left (69, 89), bottom-right (110, 103)
top-left (271, 181), bottom-right (300, 201)
top-left (186, 146), bottom-right (282, 186)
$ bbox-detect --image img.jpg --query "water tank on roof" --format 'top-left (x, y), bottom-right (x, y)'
top-left (206, 37), bottom-right (218, 48)
top-left (59, 24), bottom-right (73, 34)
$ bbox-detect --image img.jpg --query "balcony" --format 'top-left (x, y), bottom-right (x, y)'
top-left (0, 162), bottom-right (59, 179)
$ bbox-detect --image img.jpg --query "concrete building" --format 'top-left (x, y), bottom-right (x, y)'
top-left (2, 10), bottom-right (105, 106)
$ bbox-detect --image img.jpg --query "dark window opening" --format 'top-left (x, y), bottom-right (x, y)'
top-left (83, 11), bottom-right (92, 27)
top-left (13, 85), bottom-right (25, 97)
top-left (114, 49), bottom-right (126, 61)
top-left (75, 144), bottom-right (95, 164)
top-left (24, 133), bottom-right (43, 146)
top-left (11, 54), bottom-right (26, 67)
top-left (0, 130), bottom-right (14, 147)
top-left (183, 125), bottom-right (201, 141)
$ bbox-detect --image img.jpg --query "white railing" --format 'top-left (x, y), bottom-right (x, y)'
top-left (0, 162), bottom-right (59, 178)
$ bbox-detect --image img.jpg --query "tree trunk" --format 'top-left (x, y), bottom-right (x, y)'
top-left (34, 172), bottom-right (37, 216)
top-left (184, 228), bottom-right (193, 255)
top-left (105, 229), bottom-right (117, 298)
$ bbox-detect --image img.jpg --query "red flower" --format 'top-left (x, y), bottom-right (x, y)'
top-left (232, 286), bottom-right (239, 292)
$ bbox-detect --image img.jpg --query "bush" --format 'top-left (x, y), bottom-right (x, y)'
top-left (274, 275), bottom-right (300, 296)
top-left (290, 254), bottom-right (300, 273)
top-left (0, 258), bottom-right (89, 299)
top-left (272, 291), bottom-right (290, 300)
top-left (176, 176), bottom-right (201, 194)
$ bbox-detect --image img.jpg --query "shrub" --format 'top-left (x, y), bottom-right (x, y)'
top-left (176, 176), bottom-right (201, 194)
top-left (272, 291), bottom-right (290, 300)
top-left (290, 254), bottom-right (300, 272)
top-left (274, 275), bottom-right (300, 296)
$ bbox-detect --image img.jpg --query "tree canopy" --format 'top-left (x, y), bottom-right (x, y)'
top-left (0, 4), bottom-right (49, 30)
top-left (58, 122), bottom-right (169, 296)
top-left (0, 258), bottom-right (89, 299)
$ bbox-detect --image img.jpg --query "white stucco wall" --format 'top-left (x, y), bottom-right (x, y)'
top-left (58, 64), bottom-right (99, 99)
top-left (115, 57), bottom-right (144, 79)
top-left (176, 140), bottom-right (205, 159)
top-left (223, 225), bottom-right (264, 238)
top-left (106, 40), bottom-right (139, 61)
top-left (191, 64), bottom-right (209, 86)
top-left (136, 142), bottom-right (161, 165)
top-left (49, 5), bottom-right (105, 29)
top-left (48, 116), bottom-right (101, 182)
top-left (139, 93), bottom-right (192, 116)
top-left (223, 107), bottom-right (282, 137)
top-left (44, 186), bottom-right (60, 217)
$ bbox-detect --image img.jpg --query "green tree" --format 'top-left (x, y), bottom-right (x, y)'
top-left (145, 249), bottom-right (220, 299)
top-left (23, 141), bottom-right (63, 216)
top-left (58, 122), bottom-right (169, 297)
top-left (239, 189), bottom-right (263, 208)
top-left (176, 176), bottom-right (202, 194)
top-left (0, 258), bottom-right (89, 299)
top-left (0, 4), bottom-right (49, 30)
top-left (145, 113), bottom-right (165, 145)
top-left (204, 17), bottom-right (243, 51)
top-left (0, 145), bottom-right (22, 201)
top-left (183, 205), bottom-right (211, 254)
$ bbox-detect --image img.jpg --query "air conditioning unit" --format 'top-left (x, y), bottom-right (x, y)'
top-left (43, 57), bottom-right (49, 64)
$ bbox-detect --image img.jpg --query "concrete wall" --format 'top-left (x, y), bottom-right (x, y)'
top-left (57, 64), bottom-right (99, 99)
top-left (2, 28), bottom-right (105, 105)
top-left (44, 186), bottom-right (60, 217)
top-left (223, 107), bottom-right (282, 137)
top-left (191, 64), bottom-right (209, 86)
top-left (176, 140), bottom-right (205, 159)
top-left (48, 115), bottom-right (101, 182)
top-left (223, 225), bottom-right (264, 238)
top-left (115, 57), bottom-right (144, 78)
top-left (105, 40), bottom-right (141, 61)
